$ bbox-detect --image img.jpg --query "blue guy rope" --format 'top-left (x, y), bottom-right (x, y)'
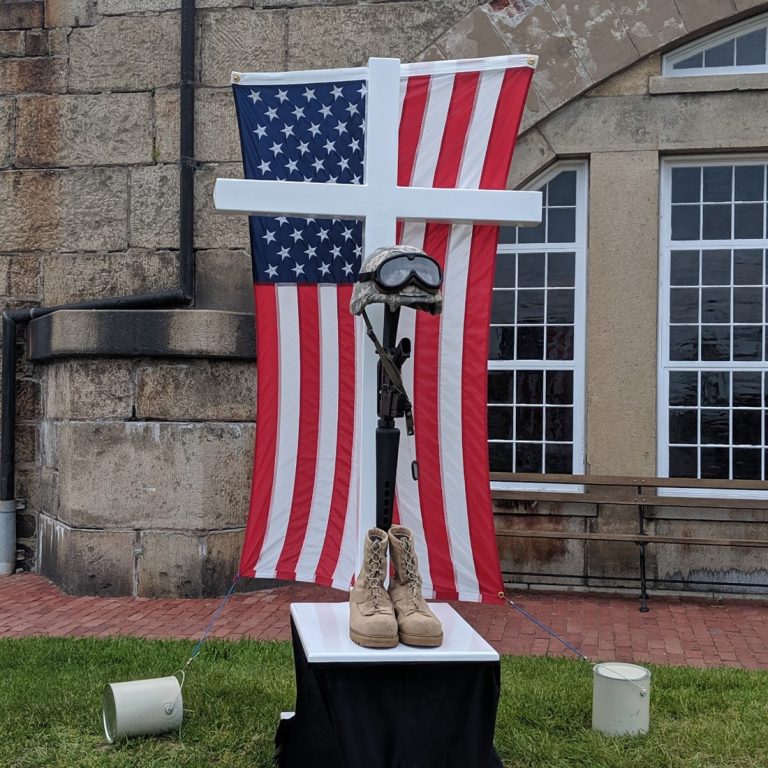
top-left (504, 596), bottom-right (589, 661)
top-left (184, 574), bottom-right (241, 669)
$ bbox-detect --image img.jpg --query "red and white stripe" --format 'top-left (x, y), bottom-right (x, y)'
top-left (239, 59), bottom-right (532, 603)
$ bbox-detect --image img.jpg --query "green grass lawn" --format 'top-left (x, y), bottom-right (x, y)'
top-left (0, 637), bottom-right (766, 768)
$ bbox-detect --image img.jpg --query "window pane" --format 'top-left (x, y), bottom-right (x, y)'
top-left (547, 252), bottom-right (575, 287)
top-left (701, 325), bottom-right (731, 360)
top-left (515, 442), bottom-right (542, 473)
top-left (702, 204), bottom-right (732, 240)
top-left (547, 289), bottom-right (575, 324)
top-left (736, 28), bottom-right (767, 66)
top-left (545, 407), bottom-right (573, 441)
top-left (670, 325), bottom-right (699, 361)
top-left (497, 226), bottom-right (516, 245)
top-left (491, 291), bottom-right (515, 324)
top-left (734, 249), bottom-right (763, 284)
top-left (704, 39), bottom-right (735, 68)
top-left (671, 250), bottom-right (699, 285)
top-left (672, 205), bottom-right (700, 240)
top-left (547, 208), bottom-right (576, 243)
top-left (488, 407), bottom-right (514, 440)
top-left (672, 167), bottom-right (701, 202)
top-left (733, 287), bottom-right (762, 322)
top-left (547, 326), bottom-right (574, 360)
top-left (733, 410), bottom-right (761, 445)
top-left (701, 447), bottom-right (729, 478)
top-left (670, 408), bottom-right (697, 444)
top-left (545, 444), bottom-right (572, 473)
top-left (734, 166), bottom-right (764, 201)
top-left (517, 326), bottom-right (544, 359)
top-left (669, 371), bottom-right (698, 406)
top-left (733, 448), bottom-right (761, 479)
top-left (701, 409), bottom-right (729, 443)
top-left (733, 325), bottom-right (762, 360)
top-left (516, 370), bottom-right (543, 404)
top-left (734, 204), bottom-right (763, 239)
top-left (701, 287), bottom-right (731, 322)
top-left (546, 370), bottom-right (573, 405)
top-left (489, 327), bottom-right (515, 360)
top-left (488, 371), bottom-right (515, 403)
top-left (488, 443), bottom-right (513, 472)
top-left (703, 166), bottom-right (733, 201)
top-left (518, 216), bottom-right (546, 244)
top-left (701, 371), bottom-right (729, 406)
top-left (702, 250), bottom-right (731, 285)
top-left (517, 290), bottom-right (545, 323)
top-left (669, 446), bottom-right (697, 477)
top-left (547, 171), bottom-right (577, 205)
top-left (673, 53), bottom-right (703, 71)
top-left (733, 372), bottom-right (761, 406)
top-left (670, 288), bottom-right (699, 323)
top-left (494, 253), bottom-right (516, 287)
top-left (518, 253), bottom-right (545, 287)
top-left (516, 407), bottom-right (542, 440)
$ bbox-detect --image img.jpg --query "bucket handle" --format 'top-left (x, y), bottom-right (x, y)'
top-left (593, 665), bottom-right (649, 697)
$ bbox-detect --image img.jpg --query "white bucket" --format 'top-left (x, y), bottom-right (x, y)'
top-left (592, 662), bottom-right (650, 736)
top-left (102, 675), bottom-right (183, 743)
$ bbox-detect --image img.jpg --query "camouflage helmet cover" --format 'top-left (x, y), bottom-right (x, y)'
top-left (349, 245), bottom-right (443, 316)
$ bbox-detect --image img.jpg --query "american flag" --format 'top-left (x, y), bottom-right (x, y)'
top-left (233, 57), bottom-right (534, 603)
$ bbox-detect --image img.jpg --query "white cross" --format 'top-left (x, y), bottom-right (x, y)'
top-left (214, 57), bottom-right (542, 568)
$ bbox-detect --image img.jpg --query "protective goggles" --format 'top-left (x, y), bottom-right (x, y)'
top-left (358, 254), bottom-right (442, 293)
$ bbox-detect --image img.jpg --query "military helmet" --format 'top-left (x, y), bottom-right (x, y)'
top-left (349, 245), bottom-right (443, 316)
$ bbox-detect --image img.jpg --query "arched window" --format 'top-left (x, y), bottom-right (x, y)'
top-left (489, 162), bottom-right (587, 490)
top-left (664, 12), bottom-right (768, 76)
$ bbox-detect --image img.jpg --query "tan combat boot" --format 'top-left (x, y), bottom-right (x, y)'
top-left (387, 526), bottom-right (443, 647)
top-left (349, 528), bottom-right (399, 648)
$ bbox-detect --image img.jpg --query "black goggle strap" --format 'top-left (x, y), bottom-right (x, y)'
top-left (360, 309), bottom-right (415, 437)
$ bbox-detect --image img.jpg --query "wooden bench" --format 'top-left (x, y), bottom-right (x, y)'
top-left (490, 473), bottom-right (768, 611)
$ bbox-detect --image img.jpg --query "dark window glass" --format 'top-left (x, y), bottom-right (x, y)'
top-left (547, 289), bottom-right (575, 324)
top-left (669, 446), bottom-right (697, 477)
top-left (734, 166), bottom-right (764, 201)
top-left (670, 288), bottom-right (699, 323)
top-left (701, 409), bottom-right (730, 444)
top-left (703, 166), bottom-right (733, 201)
top-left (489, 327), bottom-right (515, 360)
top-left (701, 325), bottom-right (731, 360)
top-left (488, 407), bottom-right (515, 440)
top-left (671, 205), bottom-right (700, 240)
top-left (547, 252), bottom-right (575, 287)
top-left (488, 371), bottom-right (515, 403)
top-left (669, 409), bottom-right (698, 444)
top-left (733, 448), bottom-right (762, 480)
top-left (733, 325), bottom-right (762, 360)
top-left (673, 52), bottom-right (703, 70)
top-left (733, 410), bottom-right (761, 445)
top-left (704, 39), bottom-right (735, 68)
top-left (547, 171), bottom-right (577, 205)
top-left (545, 407), bottom-right (573, 441)
top-left (671, 250), bottom-right (699, 285)
top-left (734, 249), bottom-right (763, 284)
top-left (733, 371), bottom-right (762, 407)
top-left (546, 326), bottom-right (574, 360)
top-left (516, 326), bottom-right (544, 359)
top-left (517, 290), bottom-right (545, 323)
top-left (494, 253), bottom-right (516, 287)
top-left (672, 167), bottom-right (701, 202)
top-left (545, 444), bottom-right (572, 474)
top-left (488, 442), bottom-right (513, 472)
top-left (702, 250), bottom-right (731, 285)
top-left (497, 227), bottom-right (516, 245)
top-left (515, 442), bottom-right (542, 473)
top-left (518, 253), bottom-right (545, 287)
top-left (546, 370), bottom-right (573, 405)
top-left (518, 216), bottom-right (546, 244)
top-left (669, 371), bottom-right (698, 406)
top-left (702, 205), bottom-right (732, 240)
top-left (734, 204), bottom-right (763, 239)
top-left (670, 325), bottom-right (699, 361)
top-left (491, 291), bottom-right (515, 324)
top-left (547, 208), bottom-right (576, 243)
top-left (736, 28), bottom-right (767, 66)
top-left (701, 371), bottom-right (729, 406)
top-left (701, 287), bottom-right (731, 323)
top-left (516, 406), bottom-right (542, 440)
top-left (516, 370), bottom-right (543, 404)
top-left (734, 287), bottom-right (763, 323)
top-left (701, 447), bottom-right (730, 478)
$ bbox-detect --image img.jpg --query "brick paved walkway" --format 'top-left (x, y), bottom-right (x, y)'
top-left (1, 574), bottom-right (767, 669)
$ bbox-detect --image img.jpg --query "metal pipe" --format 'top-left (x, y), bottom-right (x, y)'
top-left (0, 0), bottom-right (198, 573)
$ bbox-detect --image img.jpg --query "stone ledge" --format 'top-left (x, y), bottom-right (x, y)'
top-left (649, 73), bottom-right (768, 94)
top-left (27, 308), bottom-right (255, 362)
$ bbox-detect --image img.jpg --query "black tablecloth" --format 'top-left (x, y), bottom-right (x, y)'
top-left (275, 617), bottom-right (503, 768)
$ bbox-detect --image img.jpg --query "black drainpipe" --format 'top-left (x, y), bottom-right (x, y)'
top-left (0, 0), bottom-right (198, 554)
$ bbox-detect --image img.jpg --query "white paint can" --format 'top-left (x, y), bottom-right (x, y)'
top-left (102, 675), bottom-right (183, 743)
top-left (592, 662), bottom-right (651, 736)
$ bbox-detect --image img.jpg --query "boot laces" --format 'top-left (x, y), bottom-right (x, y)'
top-left (367, 539), bottom-right (386, 611)
top-left (400, 537), bottom-right (422, 602)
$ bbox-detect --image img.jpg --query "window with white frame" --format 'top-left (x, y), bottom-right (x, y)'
top-left (664, 12), bottom-right (768, 76)
top-left (660, 158), bottom-right (768, 485)
top-left (488, 163), bottom-right (587, 481)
